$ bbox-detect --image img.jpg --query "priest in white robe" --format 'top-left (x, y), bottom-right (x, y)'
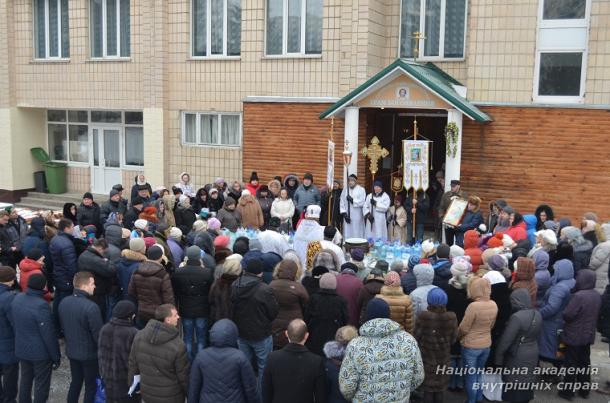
top-left (340, 174), bottom-right (366, 240)
top-left (363, 180), bottom-right (391, 241)
top-left (293, 205), bottom-right (325, 268)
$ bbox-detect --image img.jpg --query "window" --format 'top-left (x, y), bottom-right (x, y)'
top-left (47, 110), bottom-right (87, 162)
top-left (90, 0), bottom-right (130, 58)
top-left (538, 52), bottom-right (583, 96)
top-left (33, 0), bottom-right (70, 59)
top-left (124, 127), bottom-right (144, 166)
top-left (400, 0), bottom-right (466, 59)
top-left (266, 0), bottom-right (322, 55)
top-left (192, 0), bottom-right (241, 57)
top-left (543, 0), bottom-right (586, 20)
top-left (182, 112), bottom-right (241, 147)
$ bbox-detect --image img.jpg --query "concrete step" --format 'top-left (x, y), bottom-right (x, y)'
top-left (14, 192), bottom-right (107, 212)
top-left (15, 201), bottom-right (64, 212)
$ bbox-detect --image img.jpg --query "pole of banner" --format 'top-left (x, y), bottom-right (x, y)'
top-left (343, 140), bottom-right (353, 222)
top-left (412, 117), bottom-right (418, 239)
top-left (327, 118), bottom-right (335, 226)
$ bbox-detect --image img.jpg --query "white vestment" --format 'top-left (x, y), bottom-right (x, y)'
top-left (363, 192), bottom-right (391, 241)
top-left (293, 219), bottom-right (325, 268)
top-left (339, 185), bottom-right (366, 239)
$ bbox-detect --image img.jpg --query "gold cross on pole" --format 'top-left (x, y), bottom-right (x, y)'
top-left (361, 136), bottom-right (389, 176)
top-left (411, 31), bottom-right (426, 61)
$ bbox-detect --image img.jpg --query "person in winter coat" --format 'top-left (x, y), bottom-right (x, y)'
top-left (237, 190), bottom-right (264, 229)
top-left (414, 288), bottom-right (458, 403)
top-left (455, 196), bottom-right (483, 247)
top-left (589, 222), bottom-right (610, 293)
top-left (59, 272), bottom-right (104, 403)
top-left (446, 259), bottom-right (471, 392)
top-left (175, 172), bottom-right (196, 199)
top-left (320, 180), bottom-right (343, 230)
top-left (22, 216), bottom-right (53, 279)
top-left (535, 204), bottom-right (555, 231)
top-left (0, 211), bottom-right (15, 268)
top-left (523, 214), bottom-right (538, 249)
top-left (404, 190), bottom-right (429, 244)
top-left (77, 192), bottom-right (102, 236)
top-left (462, 230), bottom-right (482, 273)
top-left (494, 288), bottom-right (542, 403)
top-left (257, 186), bottom-right (274, 229)
top-left (216, 198), bottom-right (242, 232)
top-left (269, 260), bottom-right (309, 349)
top-left (560, 225), bottom-right (593, 272)
top-left (175, 196), bottom-right (196, 235)
top-left (335, 263), bottom-right (363, 326)
top-left (263, 319), bottom-right (326, 403)
top-left (387, 194), bottom-right (408, 244)
top-left (283, 174), bottom-right (300, 200)
top-left (123, 197), bottom-right (144, 231)
top-left (209, 254), bottom-right (242, 322)
top-left (128, 304), bottom-right (190, 403)
top-left (104, 222), bottom-right (127, 265)
top-left (12, 274), bottom-right (60, 403)
top-left (482, 270), bottom-right (511, 368)
top-left (63, 202), bottom-right (78, 225)
top-left (0, 267), bottom-right (18, 403)
top-left (245, 171), bottom-right (261, 196)
top-left (323, 326), bottom-right (358, 403)
top-left (411, 263), bottom-right (438, 319)
top-left (559, 269), bottom-right (602, 400)
top-left (193, 231), bottom-right (217, 270)
top-left (115, 238), bottom-right (146, 300)
top-left (98, 301), bottom-right (139, 403)
top-left (432, 244), bottom-right (452, 290)
top-left (128, 245), bottom-right (175, 327)
top-left (167, 227), bottom-right (185, 269)
top-left (188, 319), bottom-right (259, 403)
top-left (207, 188), bottom-right (224, 214)
top-left (293, 173), bottom-right (321, 216)
top-left (400, 255), bottom-right (420, 295)
top-left (5, 207), bottom-right (28, 257)
top-left (339, 299), bottom-right (424, 402)
top-left (171, 246), bottom-right (214, 360)
top-left (231, 259), bottom-right (279, 385)
top-left (459, 277), bottom-right (498, 403)
top-left (192, 188), bottom-right (209, 215)
top-left (19, 249), bottom-right (52, 301)
top-left (50, 218), bottom-right (79, 329)
top-left (537, 259), bottom-right (576, 363)
top-left (375, 271), bottom-right (414, 333)
top-left (100, 189), bottom-right (127, 226)
top-left (271, 188), bottom-right (296, 233)
top-left (130, 175), bottom-right (152, 202)
top-left (78, 238), bottom-right (116, 321)
top-left (510, 256), bottom-right (538, 306)
top-left (305, 273), bottom-right (348, 356)
top-left (363, 180), bottom-right (391, 241)
top-left (356, 268), bottom-right (385, 326)
top-left (533, 249), bottom-right (551, 306)
top-left (487, 199), bottom-right (507, 234)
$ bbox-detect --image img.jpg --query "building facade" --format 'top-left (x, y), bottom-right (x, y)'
top-left (0, 0), bottom-right (608, 220)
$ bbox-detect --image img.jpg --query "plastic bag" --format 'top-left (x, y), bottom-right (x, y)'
top-left (94, 377), bottom-right (105, 403)
top-left (481, 372), bottom-right (503, 401)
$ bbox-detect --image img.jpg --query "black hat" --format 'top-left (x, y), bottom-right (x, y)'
top-left (245, 258), bottom-right (263, 275)
top-left (324, 226), bottom-right (337, 240)
top-left (274, 176), bottom-right (282, 182)
top-left (109, 189), bottom-right (120, 198)
top-left (450, 180), bottom-right (461, 187)
top-left (172, 186), bottom-right (183, 195)
top-left (26, 248), bottom-right (43, 261)
top-left (366, 298), bottom-right (390, 321)
top-left (138, 184), bottom-right (149, 191)
top-left (112, 300), bottom-right (136, 319)
top-left (348, 174), bottom-right (358, 180)
top-left (268, 217), bottom-right (281, 229)
top-left (437, 244), bottom-right (451, 259)
top-left (312, 266), bottom-right (329, 278)
top-left (374, 260), bottom-right (389, 273)
top-left (0, 266), bottom-right (16, 282)
top-left (250, 171), bottom-right (259, 182)
top-left (341, 262), bottom-right (358, 273)
top-left (146, 245), bottom-right (164, 261)
top-left (28, 274), bottom-right (46, 291)
top-left (83, 192), bottom-right (93, 200)
top-left (112, 184), bottom-right (124, 192)
top-left (303, 173), bottom-right (313, 181)
top-left (132, 196), bottom-right (144, 206)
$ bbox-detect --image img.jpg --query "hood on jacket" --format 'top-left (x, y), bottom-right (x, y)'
top-left (232, 273), bottom-right (263, 301)
top-left (283, 174), bottom-right (300, 189)
top-left (359, 317), bottom-right (401, 338)
top-left (574, 269), bottom-right (596, 292)
top-left (552, 259), bottom-right (574, 283)
top-left (533, 249), bottom-right (549, 271)
top-left (515, 257), bottom-right (535, 281)
top-left (464, 230), bottom-right (480, 249)
top-left (19, 258), bottom-right (43, 272)
top-left (136, 260), bottom-right (166, 277)
top-left (469, 277), bottom-right (491, 301)
top-left (601, 223), bottom-right (610, 242)
top-left (62, 203), bottom-right (77, 222)
top-left (153, 199), bottom-right (165, 215)
top-left (179, 172), bottom-right (190, 184)
top-left (323, 340), bottom-right (346, 360)
top-left (510, 288), bottom-right (532, 311)
top-left (162, 194), bottom-right (176, 211)
top-left (142, 319), bottom-right (180, 345)
top-left (524, 215), bottom-right (537, 231)
top-left (104, 223), bottom-right (123, 247)
top-left (121, 249), bottom-right (147, 262)
top-left (276, 260), bottom-right (298, 280)
top-left (194, 231), bottom-right (214, 255)
top-left (239, 194), bottom-right (257, 206)
top-left (413, 264), bottom-right (434, 287)
top-left (209, 319), bottom-right (239, 348)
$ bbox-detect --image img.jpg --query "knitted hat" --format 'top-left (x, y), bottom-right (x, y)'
top-left (245, 258), bottom-right (263, 275)
top-left (427, 288), bottom-right (448, 306)
top-left (502, 205), bottom-right (515, 215)
top-left (375, 260), bottom-right (389, 273)
top-left (421, 239), bottom-right (436, 256)
top-left (146, 244), bottom-right (164, 261)
top-left (249, 171), bottom-right (259, 182)
top-left (487, 233), bottom-right (504, 248)
top-left (186, 246), bottom-right (202, 262)
top-left (134, 219), bottom-right (148, 230)
top-left (26, 248), bottom-right (43, 261)
top-left (0, 266), bottom-right (16, 282)
top-left (437, 244), bottom-right (451, 259)
top-left (207, 218), bottom-right (221, 231)
top-left (543, 220), bottom-right (559, 233)
top-left (112, 300), bottom-right (136, 319)
top-left (488, 254), bottom-right (508, 271)
top-left (109, 189), bottom-right (120, 198)
top-left (83, 192), bottom-right (93, 200)
top-left (366, 298), bottom-right (390, 321)
top-left (373, 180), bottom-right (383, 189)
top-left (535, 229), bottom-right (558, 246)
top-left (209, 188), bottom-right (219, 195)
top-left (483, 270), bottom-right (506, 285)
top-left (450, 245), bottom-right (465, 258)
top-left (28, 274), bottom-right (46, 291)
top-left (223, 254), bottom-right (243, 276)
top-left (169, 227), bottom-right (183, 241)
top-left (384, 271), bottom-right (401, 287)
top-left (129, 238), bottom-right (146, 254)
top-left (350, 248), bottom-right (364, 262)
top-left (319, 272), bottom-right (337, 290)
top-left (390, 260), bottom-right (404, 273)
top-left (341, 262), bottom-right (358, 273)
top-left (408, 255), bottom-right (420, 270)
top-left (143, 237), bottom-right (156, 250)
top-left (121, 228), bottom-right (132, 239)
top-left (502, 234), bottom-right (515, 248)
top-left (132, 196), bottom-right (144, 206)
top-left (112, 184), bottom-right (124, 192)
top-left (213, 235), bottom-right (230, 249)
top-left (450, 260), bottom-right (471, 277)
top-left (370, 268), bottom-right (385, 279)
top-left (312, 266), bottom-right (330, 278)
top-left (241, 189), bottom-right (251, 197)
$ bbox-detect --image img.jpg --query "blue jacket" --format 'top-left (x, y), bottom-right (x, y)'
top-left (293, 185), bottom-right (321, 214)
top-left (12, 289), bottom-right (60, 363)
top-left (524, 215), bottom-right (538, 248)
top-left (49, 231), bottom-right (78, 291)
top-left (432, 259), bottom-right (452, 290)
top-left (59, 289), bottom-right (104, 361)
top-left (188, 319), bottom-right (259, 403)
top-left (22, 233), bottom-right (52, 267)
top-left (455, 211), bottom-right (483, 246)
top-left (116, 250), bottom-right (146, 299)
top-left (0, 284), bottom-right (17, 364)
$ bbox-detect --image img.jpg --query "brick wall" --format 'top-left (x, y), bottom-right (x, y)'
top-left (462, 106), bottom-right (610, 223)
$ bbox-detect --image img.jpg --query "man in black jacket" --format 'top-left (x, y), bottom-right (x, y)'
top-left (77, 192), bottom-right (102, 237)
top-left (231, 258), bottom-right (278, 387)
top-left (123, 197), bottom-right (144, 230)
top-left (262, 319), bottom-right (326, 403)
top-left (59, 271), bottom-right (103, 403)
top-left (50, 218), bottom-right (79, 335)
top-left (0, 211), bottom-right (15, 267)
top-left (100, 188), bottom-right (127, 226)
top-left (171, 246), bottom-right (214, 360)
top-left (77, 238), bottom-right (116, 321)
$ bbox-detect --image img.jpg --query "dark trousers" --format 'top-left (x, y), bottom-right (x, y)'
top-left (445, 226), bottom-right (456, 246)
top-left (53, 289), bottom-right (72, 336)
top-left (423, 391), bottom-right (444, 403)
top-left (0, 362), bottom-right (19, 403)
top-left (67, 359), bottom-right (99, 403)
top-left (19, 360), bottom-right (52, 403)
top-left (562, 344), bottom-right (591, 397)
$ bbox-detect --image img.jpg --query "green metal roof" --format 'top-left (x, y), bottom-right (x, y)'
top-left (320, 59), bottom-right (492, 123)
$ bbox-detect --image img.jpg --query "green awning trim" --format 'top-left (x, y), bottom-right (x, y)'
top-left (320, 59), bottom-right (492, 123)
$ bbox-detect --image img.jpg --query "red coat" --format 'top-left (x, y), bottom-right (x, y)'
top-left (463, 230), bottom-right (483, 273)
top-left (245, 183), bottom-right (261, 196)
top-left (18, 258), bottom-right (52, 301)
top-left (505, 222), bottom-right (527, 242)
top-left (336, 271), bottom-right (364, 326)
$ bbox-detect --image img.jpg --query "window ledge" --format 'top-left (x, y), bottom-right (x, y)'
top-left (262, 54), bottom-right (322, 60)
top-left (189, 56), bottom-right (241, 61)
top-left (30, 58), bottom-right (70, 64)
top-left (533, 96), bottom-right (585, 105)
top-left (401, 56), bottom-right (465, 62)
top-left (182, 143), bottom-right (242, 150)
top-left (87, 57), bottom-right (132, 63)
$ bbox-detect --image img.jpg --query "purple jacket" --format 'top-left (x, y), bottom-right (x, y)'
top-left (335, 271), bottom-right (363, 326)
top-left (562, 269), bottom-right (601, 346)
top-left (167, 238), bottom-right (185, 269)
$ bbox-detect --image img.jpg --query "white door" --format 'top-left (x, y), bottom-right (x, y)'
top-left (91, 127), bottom-right (123, 194)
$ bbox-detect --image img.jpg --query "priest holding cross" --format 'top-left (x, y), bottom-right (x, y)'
top-left (362, 136), bottom-right (391, 241)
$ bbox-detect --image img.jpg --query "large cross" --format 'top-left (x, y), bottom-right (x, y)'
top-left (361, 136), bottom-right (389, 176)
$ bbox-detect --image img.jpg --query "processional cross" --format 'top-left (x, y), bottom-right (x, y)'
top-left (361, 136), bottom-right (389, 180)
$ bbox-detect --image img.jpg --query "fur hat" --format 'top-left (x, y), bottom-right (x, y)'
top-left (193, 220), bottom-right (207, 232)
top-left (0, 266), bottom-right (16, 282)
top-left (129, 238), bottom-right (146, 254)
top-left (319, 272), bottom-right (337, 290)
top-left (341, 262), bottom-right (358, 273)
top-left (312, 266), bottom-right (330, 278)
top-left (223, 254), bottom-right (243, 276)
top-left (427, 288), bottom-right (448, 306)
top-left (390, 260), bottom-right (404, 273)
top-left (375, 260), bottom-right (389, 273)
top-left (384, 271), bottom-right (401, 287)
top-left (449, 245), bottom-right (465, 258)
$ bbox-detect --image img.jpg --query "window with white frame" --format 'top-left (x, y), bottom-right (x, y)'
top-left (534, 0), bottom-right (589, 102)
top-left (90, 0), bottom-right (130, 58)
top-left (182, 112), bottom-right (241, 147)
top-left (266, 0), bottom-right (323, 55)
top-left (192, 0), bottom-right (241, 57)
top-left (33, 0), bottom-right (70, 59)
top-left (400, 0), bottom-right (466, 59)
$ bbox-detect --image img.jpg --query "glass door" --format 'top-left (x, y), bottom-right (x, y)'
top-left (91, 127), bottom-right (123, 194)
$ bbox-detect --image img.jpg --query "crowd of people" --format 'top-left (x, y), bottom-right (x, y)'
top-left (0, 170), bottom-right (609, 403)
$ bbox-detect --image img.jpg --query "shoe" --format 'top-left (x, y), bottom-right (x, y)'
top-left (558, 391), bottom-right (573, 401)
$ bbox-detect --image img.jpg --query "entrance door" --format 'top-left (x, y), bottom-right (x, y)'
top-left (91, 127), bottom-right (123, 194)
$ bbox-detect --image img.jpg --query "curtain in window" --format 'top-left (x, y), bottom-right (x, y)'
top-left (267, 0), bottom-right (283, 54)
top-left (103, 130), bottom-right (121, 168)
top-left (184, 114), bottom-right (197, 143)
top-left (227, 0), bottom-right (241, 56)
top-left (287, 0), bottom-right (301, 53)
top-left (61, 0), bottom-right (70, 57)
top-left (69, 125), bottom-right (89, 163)
top-left (400, 0), bottom-right (419, 58)
top-left (211, 0), bottom-right (223, 54)
top-left (193, 0), bottom-right (207, 56)
top-left (48, 0), bottom-right (59, 57)
top-left (91, 0), bottom-right (103, 57)
top-left (424, 0), bottom-right (441, 57)
top-left (305, 0), bottom-right (322, 54)
top-left (34, 0), bottom-right (46, 58)
top-left (106, 0), bottom-right (118, 56)
top-left (221, 115), bottom-right (240, 146)
top-left (48, 124), bottom-right (67, 161)
top-left (120, 0), bottom-right (130, 56)
top-left (201, 115), bottom-right (218, 144)
top-left (125, 127), bottom-right (144, 166)
top-left (444, 0), bottom-right (465, 58)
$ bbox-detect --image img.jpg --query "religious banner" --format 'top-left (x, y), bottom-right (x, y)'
top-left (403, 140), bottom-right (430, 191)
top-left (327, 140), bottom-right (335, 189)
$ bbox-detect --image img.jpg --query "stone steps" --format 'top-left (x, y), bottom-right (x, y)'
top-left (15, 192), bottom-right (106, 212)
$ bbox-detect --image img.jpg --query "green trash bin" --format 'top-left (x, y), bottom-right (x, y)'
top-left (30, 147), bottom-right (68, 194)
